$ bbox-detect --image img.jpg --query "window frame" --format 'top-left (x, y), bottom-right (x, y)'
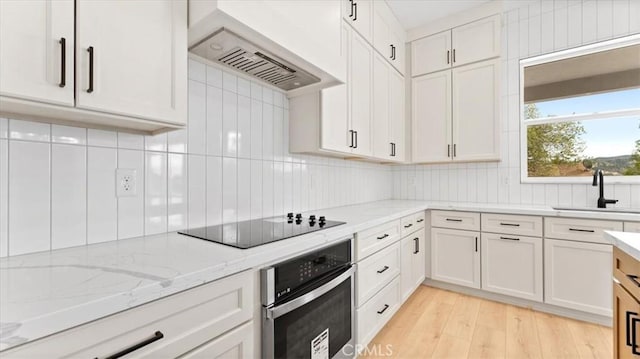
top-left (519, 34), bottom-right (640, 184)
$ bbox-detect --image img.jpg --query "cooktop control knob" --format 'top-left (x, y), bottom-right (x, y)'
top-left (295, 219), bottom-right (302, 225)
top-left (309, 215), bottom-right (316, 221)
top-left (309, 219), bottom-right (316, 226)
top-left (287, 212), bottom-right (294, 219)
top-left (295, 213), bottom-right (302, 220)
top-left (319, 216), bottom-right (326, 222)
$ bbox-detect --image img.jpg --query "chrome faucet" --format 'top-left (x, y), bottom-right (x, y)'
top-left (592, 169), bottom-right (618, 208)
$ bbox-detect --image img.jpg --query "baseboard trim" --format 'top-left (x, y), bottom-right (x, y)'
top-left (422, 279), bottom-right (612, 327)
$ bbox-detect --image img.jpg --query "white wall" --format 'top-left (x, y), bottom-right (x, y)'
top-left (0, 58), bottom-right (392, 257)
top-left (394, 0), bottom-right (640, 209)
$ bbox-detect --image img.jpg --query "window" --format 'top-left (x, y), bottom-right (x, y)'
top-left (520, 34), bottom-right (640, 183)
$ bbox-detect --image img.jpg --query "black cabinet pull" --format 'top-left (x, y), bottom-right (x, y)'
top-left (348, 0), bottom-right (354, 17)
top-left (59, 38), bottom-right (66, 88)
top-left (447, 144), bottom-right (451, 157)
top-left (447, 50), bottom-right (450, 64)
top-left (393, 143), bottom-right (396, 156)
top-left (453, 48), bottom-right (456, 63)
top-left (499, 236), bottom-right (520, 241)
top-left (417, 219), bottom-right (424, 223)
top-left (445, 218), bottom-right (462, 222)
top-left (99, 331), bottom-right (164, 359)
top-left (354, 131), bottom-right (358, 148)
top-left (632, 317), bottom-right (640, 355)
top-left (414, 237), bottom-right (419, 254)
top-left (377, 265), bottom-right (389, 274)
top-left (404, 223), bottom-right (413, 229)
top-left (627, 311), bottom-right (639, 346)
top-left (392, 45), bottom-right (396, 60)
top-left (87, 46), bottom-right (94, 93)
top-left (349, 130), bottom-right (354, 148)
top-left (475, 237), bottom-right (478, 252)
top-left (376, 234), bottom-right (389, 240)
top-left (453, 144), bottom-right (457, 157)
top-left (390, 44), bottom-right (394, 59)
top-left (390, 142), bottom-right (394, 156)
top-left (377, 304), bottom-right (389, 314)
top-left (628, 275), bottom-right (640, 288)
top-left (500, 222), bottom-right (520, 227)
top-left (569, 228), bottom-right (595, 233)
top-left (353, 2), bottom-right (357, 21)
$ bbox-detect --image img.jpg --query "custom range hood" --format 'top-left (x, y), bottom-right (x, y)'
top-left (188, 1), bottom-right (345, 95)
top-left (189, 28), bottom-right (320, 91)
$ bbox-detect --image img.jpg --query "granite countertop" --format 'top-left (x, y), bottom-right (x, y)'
top-left (1, 199), bottom-right (639, 351)
top-left (605, 231), bottom-right (640, 261)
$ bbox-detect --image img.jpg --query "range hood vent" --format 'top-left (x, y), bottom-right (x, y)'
top-left (189, 28), bottom-right (320, 91)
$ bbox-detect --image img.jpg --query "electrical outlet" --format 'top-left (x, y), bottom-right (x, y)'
top-left (116, 169), bottom-right (137, 197)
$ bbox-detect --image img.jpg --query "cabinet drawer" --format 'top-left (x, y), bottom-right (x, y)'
top-left (356, 219), bottom-right (401, 261)
top-left (481, 213), bottom-right (542, 237)
top-left (614, 246), bottom-right (640, 302)
top-left (544, 217), bottom-right (623, 244)
top-left (431, 210), bottom-right (480, 231)
top-left (356, 277), bottom-right (400, 347)
top-left (356, 241), bottom-right (400, 307)
top-left (178, 321), bottom-right (253, 359)
top-left (400, 211), bottom-right (426, 237)
top-left (4, 270), bottom-right (254, 358)
top-left (625, 222), bottom-right (640, 233)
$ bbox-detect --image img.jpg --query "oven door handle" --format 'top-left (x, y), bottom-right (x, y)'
top-left (266, 265), bottom-right (355, 319)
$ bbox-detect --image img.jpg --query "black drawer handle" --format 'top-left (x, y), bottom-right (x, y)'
top-left (376, 234), bottom-right (389, 240)
top-left (446, 218), bottom-right (462, 222)
top-left (569, 228), bottom-right (595, 233)
top-left (348, 0), bottom-right (353, 17)
top-left (87, 46), bottom-right (94, 93)
top-left (377, 304), bottom-right (389, 314)
top-left (628, 275), bottom-right (640, 288)
top-left (377, 266), bottom-right (389, 274)
top-left (404, 223), bottom-right (413, 228)
top-left (500, 222), bottom-right (520, 227)
top-left (500, 236), bottom-right (520, 241)
top-left (414, 237), bottom-right (419, 254)
top-left (59, 37), bottom-right (66, 88)
top-left (632, 317), bottom-right (640, 355)
top-left (99, 331), bottom-right (164, 359)
top-left (352, 1), bottom-right (357, 21)
top-left (627, 311), bottom-right (639, 347)
top-left (417, 219), bottom-right (424, 223)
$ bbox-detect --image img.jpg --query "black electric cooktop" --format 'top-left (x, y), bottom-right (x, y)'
top-left (178, 213), bottom-right (345, 249)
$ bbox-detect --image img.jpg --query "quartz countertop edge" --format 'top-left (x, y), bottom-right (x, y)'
top-left (604, 231), bottom-right (640, 261)
top-left (1, 199), bottom-right (639, 352)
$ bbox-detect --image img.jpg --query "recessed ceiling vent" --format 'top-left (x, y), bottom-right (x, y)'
top-left (189, 28), bottom-right (320, 91)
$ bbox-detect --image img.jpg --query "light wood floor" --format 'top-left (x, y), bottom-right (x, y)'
top-left (360, 285), bottom-right (612, 359)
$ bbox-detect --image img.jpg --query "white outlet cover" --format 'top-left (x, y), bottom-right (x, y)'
top-left (116, 168), bottom-right (137, 197)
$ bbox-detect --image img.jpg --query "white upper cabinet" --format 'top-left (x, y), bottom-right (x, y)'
top-left (452, 59), bottom-right (500, 162)
top-left (451, 15), bottom-right (501, 68)
top-left (372, 0), bottom-right (405, 75)
top-left (411, 31), bottom-right (451, 76)
top-left (372, 53), bottom-right (391, 160)
top-left (0, 0), bottom-right (75, 106)
top-left (389, 69), bottom-right (405, 162)
top-left (76, 0), bottom-right (187, 125)
top-left (349, 29), bottom-right (373, 156)
top-left (343, 0), bottom-right (372, 44)
top-left (411, 14), bottom-right (500, 77)
top-left (412, 71), bottom-right (451, 163)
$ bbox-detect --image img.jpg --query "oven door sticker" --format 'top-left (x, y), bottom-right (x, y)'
top-left (311, 328), bottom-right (329, 359)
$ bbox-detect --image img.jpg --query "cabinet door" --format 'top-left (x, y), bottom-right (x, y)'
top-left (344, 0), bottom-right (372, 43)
top-left (75, 0), bottom-right (187, 125)
top-left (390, 30), bottom-right (406, 75)
top-left (411, 31), bottom-right (451, 76)
top-left (0, 0), bottom-right (74, 106)
top-left (372, 53), bottom-right (392, 160)
top-left (481, 233), bottom-right (543, 302)
top-left (411, 230), bottom-right (426, 290)
top-left (431, 228), bottom-right (480, 289)
top-left (321, 23), bottom-right (351, 153)
top-left (372, 1), bottom-right (391, 61)
top-left (452, 59), bottom-right (500, 162)
top-left (412, 71), bottom-right (451, 163)
top-left (451, 15), bottom-right (500, 67)
top-left (349, 30), bottom-right (373, 156)
top-left (544, 239), bottom-right (612, 316)
top-left (401, 236), bottom-right (414, 300)
top-left (389, 69), bottom-right (406, 162)
top-left (179, 322), bottom-right (253, 359)
top-left (614, 282), bottom-right (640, 359)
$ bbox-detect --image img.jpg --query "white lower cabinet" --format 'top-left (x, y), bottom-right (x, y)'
top-left (481, 233), bottom-right (543, 302)
top-left (357, 277), bottom-right (401, 347)
top-left (431, 227), bottom-right (480, 289)
top-left (544, 238), bottom-right (613, 316)
top-left (179, 322), bottom-right (253, 359)
top-left (356, 241), bottom-right (401, 307)
top-left (4, 270), bottom-right (255, 358)
top-left (401, 229), bottom-right (426, 300)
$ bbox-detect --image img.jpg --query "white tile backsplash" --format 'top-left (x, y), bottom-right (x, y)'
top-left (393, 0), bottom-right (640, 210)
top-left (1, 59), bottom-right (392, 257)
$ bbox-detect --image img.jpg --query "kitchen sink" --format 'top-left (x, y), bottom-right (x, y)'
top-left (553, 207), bottom-right (640, 214)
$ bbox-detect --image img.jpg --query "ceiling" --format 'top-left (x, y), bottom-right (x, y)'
top-left (387, 0), bottom-right (492, 30)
